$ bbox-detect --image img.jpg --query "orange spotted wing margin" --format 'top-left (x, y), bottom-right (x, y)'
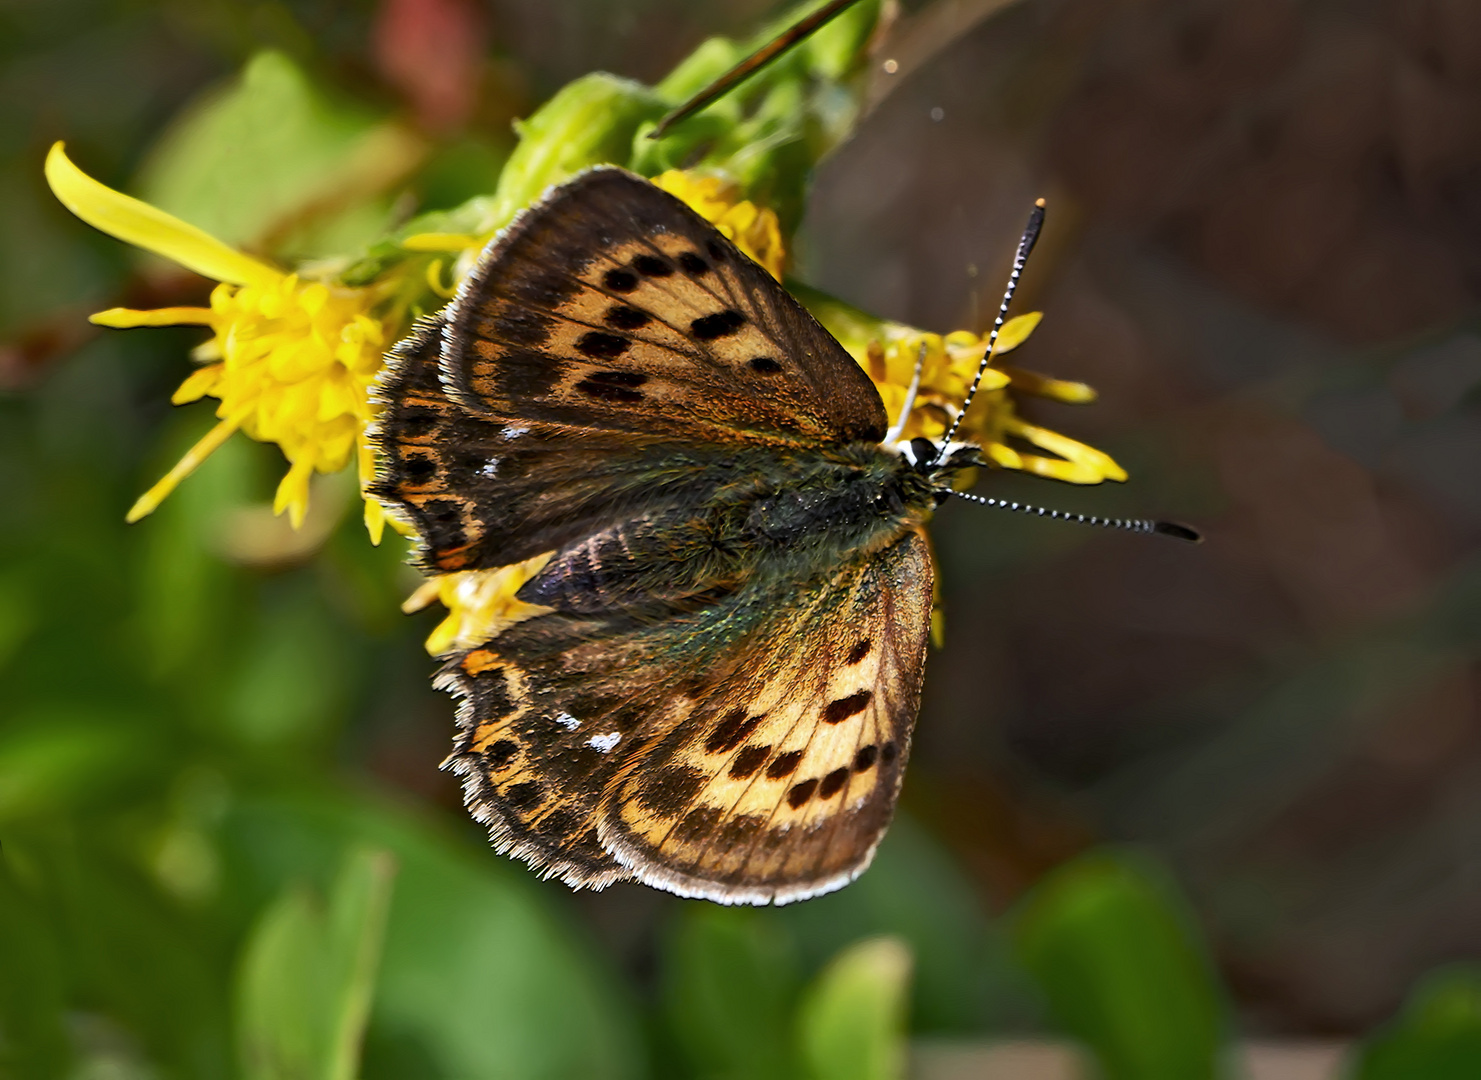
top-left (438, 531), bottom-right (932, 905)
top-left (440, 166), bottom-right (886, 447)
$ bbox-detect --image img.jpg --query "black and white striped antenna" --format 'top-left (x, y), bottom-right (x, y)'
top-left (941, 487), bottom-right (1201, 542)
top-left (936, 197), bottom-right (1046, 456)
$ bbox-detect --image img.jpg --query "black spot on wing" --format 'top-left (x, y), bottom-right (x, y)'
top-left (787, 779), bottom-right (817, 808)
top-left (706, 239), bottom-right (728, 262)
top-left (729, 745), bottom-right (770, 779)
top-left (822, 691), bottom-right (872, 725)
top-left (576, 331), bottom-right (630, 360)
top-left (574, 373), bottom-right (645, 402)
top-left (633, 254), bottom-right (673, 277)
top-left (604, 305), bottom-right (650, 330)
top-left (483, 740), bottom-right (519, 770)
top-left (400, 453), bottom-right (437, 485)
top-left (604, 268), bottom-right (638, 292)
top-left (678, 251), bottom-right (709, 275)
top-left (845, 639), bottom-right (872, 665)
top-left (691, 309), bottom-right (746, 341)
top-left (472, 668), bottom-right (516, 720)
top-left (853, 745), bottom-right (877, 772)
top-left (819, 768), bottom-right (849, 798)
top-left (391, 405), bottom-right (439, 437)
top-left (419, 498), bottom-right (467, 550)
top-left (705, 709), bottom-right (762, 755)
top-left (766, 750), bottom-right (803, 779)
top-left (505, 780), bottom-right (544, 812)
top-left (749, 356), bottom-right (782, 374)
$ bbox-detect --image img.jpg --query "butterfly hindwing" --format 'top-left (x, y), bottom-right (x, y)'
top-left (442, 167), bottom-right (887, 446)
top-left (439, 531), bottom-right (932, 902)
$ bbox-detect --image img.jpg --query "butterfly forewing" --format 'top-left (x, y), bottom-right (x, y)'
top-left (376, 318), bottom-right (736, 573)
top-left (442, 167), bottom-right (886, 446)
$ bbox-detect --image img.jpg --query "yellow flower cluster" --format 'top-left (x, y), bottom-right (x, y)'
top-left (858, 321), bottom-right (1126, 485)
top-left (103, 276), bottom-right (386, 531)
top-left (46, 143), bottom-right (394, 539)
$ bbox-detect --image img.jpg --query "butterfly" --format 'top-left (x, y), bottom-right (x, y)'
top-left (371, 167), bottom-right (1176, 904)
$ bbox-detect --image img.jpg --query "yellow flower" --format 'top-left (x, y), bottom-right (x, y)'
top-left (402, 553), bottom-right (555, 656)
top-left (793, 283), bottom-right (1127, 486)
top-left (651, 170), bottom-right (786, 280)
top-left (860, 320), bottom-right (1126, 485)
top-left (45, 142), bottom-right (394, 539)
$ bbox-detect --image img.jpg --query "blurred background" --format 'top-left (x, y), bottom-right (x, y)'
top-left (4, 0), bottom-right (1481, 1077)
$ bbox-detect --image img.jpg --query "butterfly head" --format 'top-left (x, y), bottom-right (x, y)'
top-left (898, 436), bottom-right (982, 499)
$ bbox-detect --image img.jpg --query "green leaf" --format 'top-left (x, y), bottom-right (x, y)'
top-left (235, 845), bottom-right (396, 1080)
top-left (478, 73), bottom-right (666, 237)
top-left (796, 937), bottom-right (912, 1080)
top-left (1014, 850), bottom-right (1225, 1080)
top-left (1355, 966), bottom-right (1481, 1080)
top-left (224, 791), bottom-right (645, 1080)
top-left (662, 905), bottom-right (803, 1080)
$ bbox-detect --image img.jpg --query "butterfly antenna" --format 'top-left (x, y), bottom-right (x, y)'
top-left (882, 340), bottom-right (927, 447)
top-left (940, 488), bottom-right (1202, 542)
top-left (937, 198), bottom-right (1047, 456)
top-left (649, 0), bottom-right (866, 139)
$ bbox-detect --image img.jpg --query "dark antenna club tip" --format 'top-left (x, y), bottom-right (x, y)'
top-left (1153, 521), bottom-right (1203, 544)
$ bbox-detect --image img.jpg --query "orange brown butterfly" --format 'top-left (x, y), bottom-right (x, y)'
top-left (370, 165), bottom-right (1197, 904)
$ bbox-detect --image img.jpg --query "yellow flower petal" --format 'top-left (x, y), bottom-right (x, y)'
top-left (46, 143), bottom-right (279, 288)
top-left (171, 365), bottom-right (223, 405)
top-left (998, 366), bottom-right (1098, 404)
top-left (991, 312), bottom-right (1042, 355)
top-left (273, 457), bottom-right (315, 529)
top-left (90, 306), bottom-right (215, 328)
top-left (126, 416), bottom-right (241, 523)
top-left (1006, 418), bottom-right (1128, 483)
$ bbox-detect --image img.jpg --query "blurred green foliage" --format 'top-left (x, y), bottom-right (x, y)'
top-left (3, 1), bottom-right (1478, 1078)
top-left (1015, 851), bottom-right (1225, 1080)
top-left (1354, 968), bottom-right (1481, 1080)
